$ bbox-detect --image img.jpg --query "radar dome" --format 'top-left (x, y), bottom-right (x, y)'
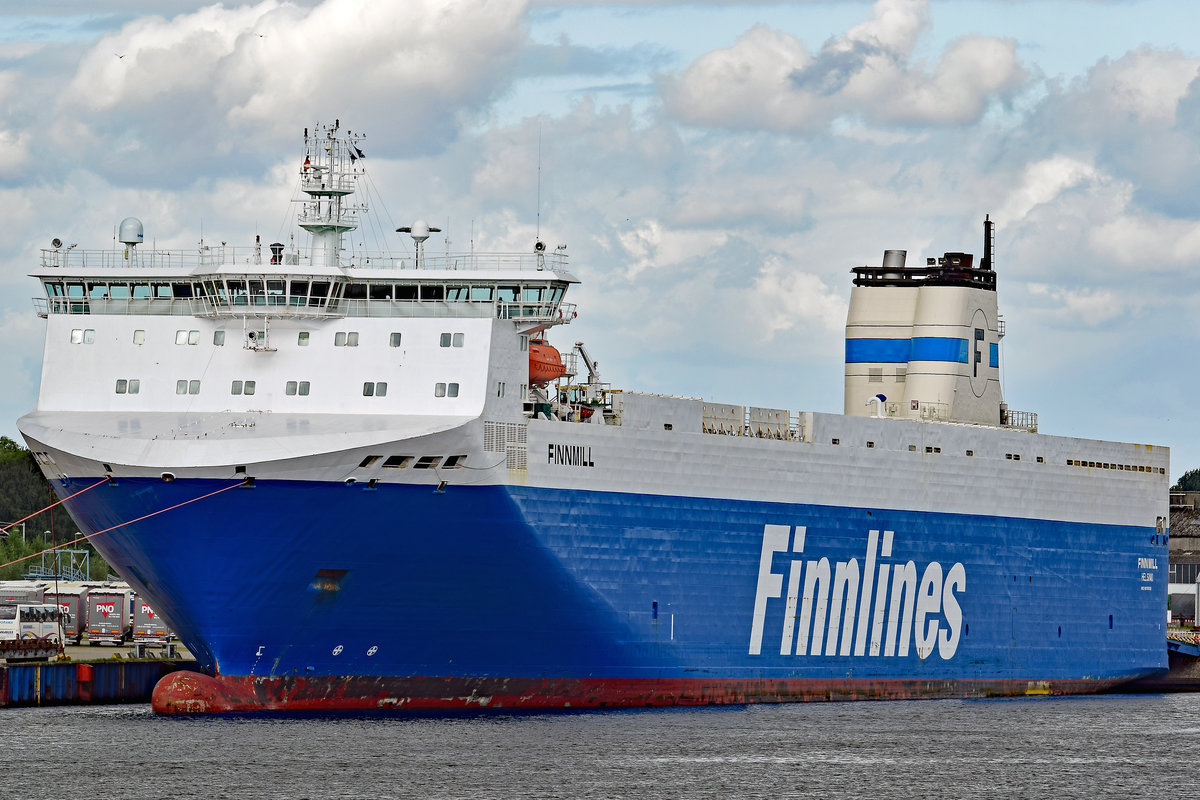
top-left (119, 217), bottom-right (144, 246)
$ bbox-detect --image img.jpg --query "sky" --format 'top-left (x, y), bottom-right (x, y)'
top-left (3, 0), bottom-right (1200, 479)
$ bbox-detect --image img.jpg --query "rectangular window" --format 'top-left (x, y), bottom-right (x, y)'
top-left (188, 380), bottom-right (200, 395)
top-left (376, 382), bottom-right (387, 397)
top-left (448, 382), bottom-right (459, 397)
top-left (443, 455), bottom-right (467, 469)
top-left (298, 332), bottom-right (310, 346)
top-left (188, 330), bottom-right (200, 345)
top-left (497, 381), bottom-right (506, 398)
top-left (440, 333), bottom-right (452, 347)
top-left (383, 456), bottom-right (412, 468)
top-left (176, 380), bottom-right (187, 395)
top-left (299, 381), bottom-right (310, 396)
top-left (520, 383), bottom-right (528, 401)
top-left (519, 335), bottom-right (529, 352)
top-left (71, 329), bottom-right (82, 344)
top-left (335, 332), bottom-right (346, 347)
top-left (128, 379), bottom-right (139, 394)
top-left (176, 330), bottom-right (188, 345)
top-left (84, 329), bottom-right (95, 344)
top-left (116, 379), bottom-right (127, 394)
top-left (435, 382), bottom-right (446, 397)
top-left (133, 330), bottom-right (145, 345)
top-left (286, 381), bottom-right (297, 396)
top-left (347, 332), bottom-right (359, 346)
top-left (232, 380), bottom-right (243, 395)
top-left (213, 330), bottom-right (225, 346)
top-left (469, 286), bottom-right (493, 301)
top-left (413, 456), bottom-right (441, 469)
top-left (363, 382), bottom-right (374, 397)
top-left (244, 380), bottom-right (255, 396)
top-left (452, 333), bottom-right (464, 347)
top-left (389, 332), bottom-right (402, 347)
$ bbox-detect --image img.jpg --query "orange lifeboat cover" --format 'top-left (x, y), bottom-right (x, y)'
top-left (529, 339), bottom-right (567, 386)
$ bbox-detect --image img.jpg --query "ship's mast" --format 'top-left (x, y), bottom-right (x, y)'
top-left (297, 121), bottom-right (364, 267)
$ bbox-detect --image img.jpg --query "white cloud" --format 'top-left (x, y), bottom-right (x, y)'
top-left (663, 0), bottom-right (1025, 132)
top-left (1083, 47), bottom-right (1200, 125)
top-left (745, 257), bottom-right (844, 339)
top-left (1088, 216), bottom-right (1200, 268)
top-left (1025, 283), bottom-right (1128, 325)
top-left (53, 0), bottom-right (532, 167)
top-left (996, 156), bottom-right (1103, 223)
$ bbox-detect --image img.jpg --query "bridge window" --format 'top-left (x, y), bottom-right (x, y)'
top-left (420, 285), bottom-right (444, 301)
top-left (396, 284), bottom-right (418, 301)
top-left (470, 286), bottom-right (493, 301)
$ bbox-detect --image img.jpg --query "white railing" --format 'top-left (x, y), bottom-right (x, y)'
top-left (34, 295), bottom-right (578, 322)
top-left (39, 248), bottom-right (571, 273)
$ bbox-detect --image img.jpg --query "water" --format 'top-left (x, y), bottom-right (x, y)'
top-left (1, 694), bottom-right (1194, 798)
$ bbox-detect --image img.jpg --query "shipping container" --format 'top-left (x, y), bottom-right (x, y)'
top-left (131, 594), bottom-right (171, 643)
top-left (87, 590), bottom-right (130, 645)
top-left (0, 581), bottom-right (46, 605)
top-left (45, 587), bottom-right (89, 645)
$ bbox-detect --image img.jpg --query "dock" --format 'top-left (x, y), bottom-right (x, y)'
top-left (0, 657), bottom-right (197, 707)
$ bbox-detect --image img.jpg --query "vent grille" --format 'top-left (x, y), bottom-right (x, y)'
top-left (506, 445), bottom-right (528, 471)
top-left (484, 421), bottom-right (527, 453)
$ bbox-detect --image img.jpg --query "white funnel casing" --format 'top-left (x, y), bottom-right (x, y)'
top-left (844, 221), bottom-right (1004, 426)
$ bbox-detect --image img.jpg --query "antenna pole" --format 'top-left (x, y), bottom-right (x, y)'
top-left (536, 122), bottom-right (542, 241)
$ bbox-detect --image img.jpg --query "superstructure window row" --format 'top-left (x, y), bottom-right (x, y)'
top-left (45, 278), bottom-right (567, 310)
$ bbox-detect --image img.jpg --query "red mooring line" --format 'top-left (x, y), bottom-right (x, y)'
top-left (0, 478), bottom-right (247, 572)
top-left (0, 477), bottom-right (109, 535)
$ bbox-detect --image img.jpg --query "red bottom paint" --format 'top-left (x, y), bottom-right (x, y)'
top-left (151, 671), bottom-right (1139, 714)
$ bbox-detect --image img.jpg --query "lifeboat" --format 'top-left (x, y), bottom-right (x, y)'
top-left (529, 339), bottom-right (567, 386)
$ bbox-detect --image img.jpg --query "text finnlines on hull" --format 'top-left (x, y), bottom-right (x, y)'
top-left (749, 525), bottom-right (966, 660)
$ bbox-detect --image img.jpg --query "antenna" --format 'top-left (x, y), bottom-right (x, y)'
top-left (536, 121), bottom-right (542, 242)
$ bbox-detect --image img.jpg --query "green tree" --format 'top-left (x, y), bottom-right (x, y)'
top-left (0, 438), bottom-right (111, 580)
top-left (1173, 469), bottom-right (1200, 492)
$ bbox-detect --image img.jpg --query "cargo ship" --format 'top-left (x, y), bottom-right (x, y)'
top-left (18, 123), bottom-right (1168, 713)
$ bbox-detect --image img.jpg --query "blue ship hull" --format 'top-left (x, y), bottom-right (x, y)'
top-left (56, 476), bottom-right (1166, 710)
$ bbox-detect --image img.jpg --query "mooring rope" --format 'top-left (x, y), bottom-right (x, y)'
top-left (0, 477), bottom-right (109, 536)
top-left (0, 478), bottom-right (248, 572)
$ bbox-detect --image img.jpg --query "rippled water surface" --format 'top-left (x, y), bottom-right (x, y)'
top-left (2, 694), bottom-right (1195, 799)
